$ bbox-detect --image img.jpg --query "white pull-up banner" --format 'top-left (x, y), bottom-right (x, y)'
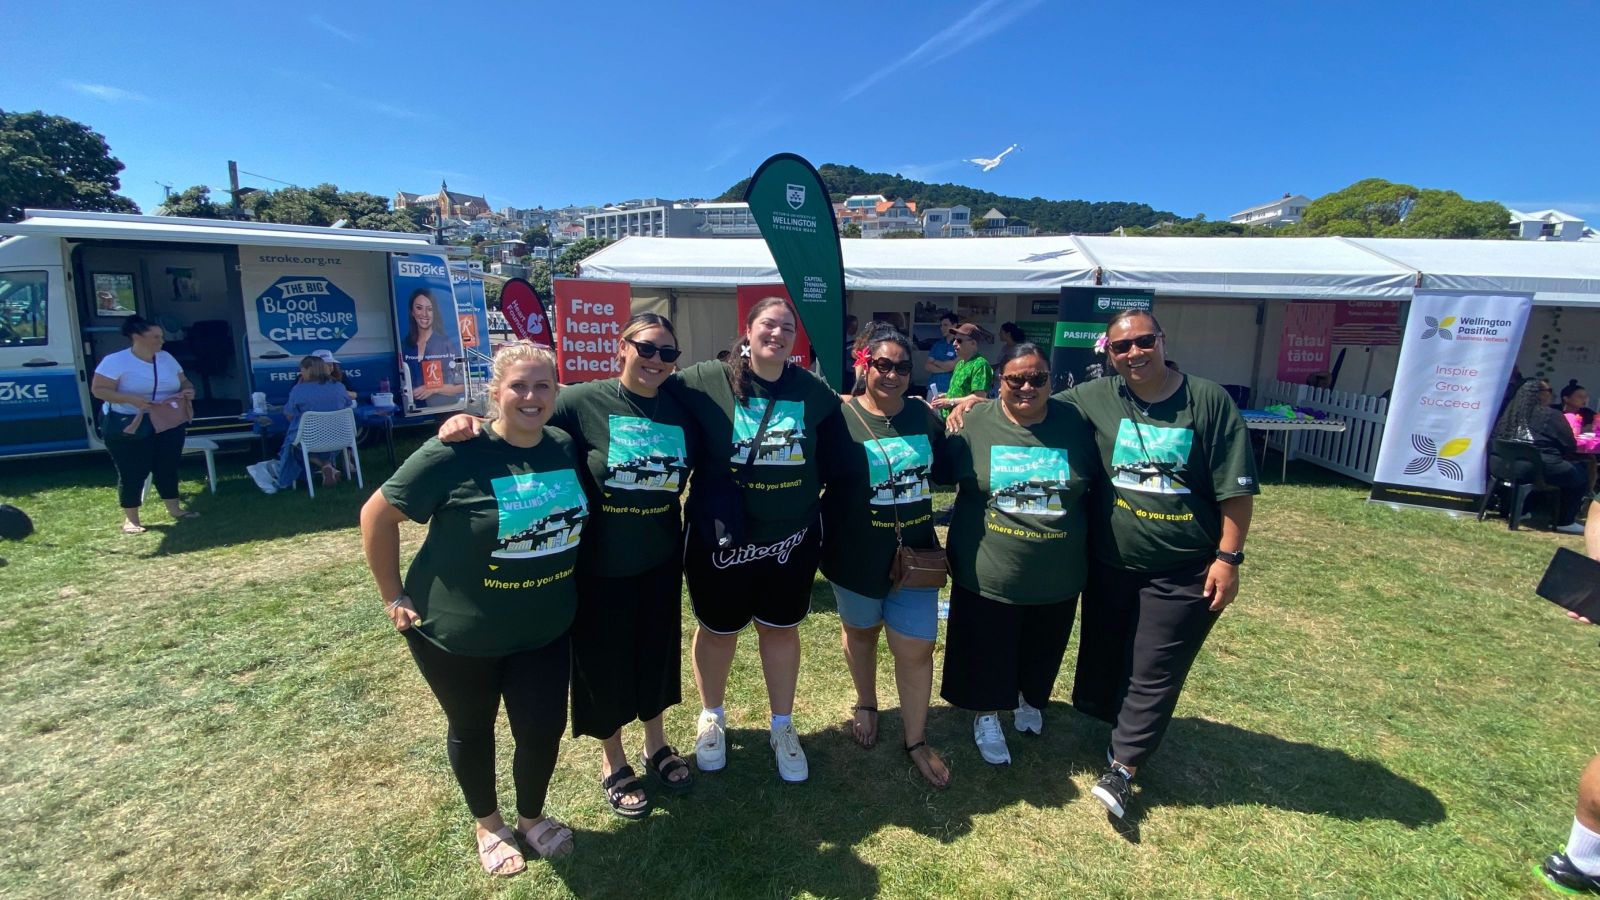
top-left (1370, 290), bottom-right (1532, 513)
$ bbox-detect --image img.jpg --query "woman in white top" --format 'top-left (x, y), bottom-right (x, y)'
top-left (89, 316), bottom-right (199, 534)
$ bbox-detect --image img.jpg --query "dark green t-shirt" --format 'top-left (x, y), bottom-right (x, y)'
top-left (945, 398), bottom-right (1098, 605)
top-left (1061, 374), bottom-right (1260, 572)
top-left (669, 360), bottom-right (845, 544)
top-left (548, 378), bottom-right (692, 577)
top-left (821, 396), bottom-right (952, 598)
top-left (381, 428), bottom-right (587, 656)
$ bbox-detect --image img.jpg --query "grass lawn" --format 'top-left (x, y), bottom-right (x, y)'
top-left (1, 437), bottom-right (1596, 899)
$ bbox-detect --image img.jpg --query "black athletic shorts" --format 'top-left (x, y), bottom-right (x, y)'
top-left (683, 519), bottom-right (821, 633)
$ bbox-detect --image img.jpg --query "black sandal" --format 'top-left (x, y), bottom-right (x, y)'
top-left (640, 745), bottom-right (694, 794)
top-left (601, 765), bottom-right (651, 819)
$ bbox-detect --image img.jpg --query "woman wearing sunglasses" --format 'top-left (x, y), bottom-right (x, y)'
top-left (436, 315), bottom-right (698, 818)
top-left (1066, 309), bottom-right (1258, 821)
top-left (941, 343), bottom-right (1099, 767)
top-left (821, 324), bottom-right (954, 787)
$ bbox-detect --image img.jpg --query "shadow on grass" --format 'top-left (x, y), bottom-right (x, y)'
top-left (548, 714), bottom-right (1077, 899)
top-left (1117, 717), bottom-right (1447, 831)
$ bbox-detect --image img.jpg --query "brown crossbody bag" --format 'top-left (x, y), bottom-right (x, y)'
top-left (846, 399), bottom-right (948, 590)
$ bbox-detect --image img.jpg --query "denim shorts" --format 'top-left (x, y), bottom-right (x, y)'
top-left (830, 582), bottom-right (940, 641)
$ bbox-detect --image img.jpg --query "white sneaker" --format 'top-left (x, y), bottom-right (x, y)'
top-left (1555, 522), bottom-right (1586, 535)
top-left (694, 710), bottom-right (726, 772)
top-left (973, 714), bottom-right (1011, 765)
top-left (1013, 693), bottom-right (1043, 735)
top-left (770, 720), bottom-right (809, 783)
top-left (247, 461), bottom-right (278, 495)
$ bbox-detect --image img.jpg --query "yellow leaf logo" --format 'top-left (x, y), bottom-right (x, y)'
top-left (489, 564), bottom-right (500, 571)
top-left (1440, 316), bottom-right (1458, 328)
top-left (1439, 437), bottom-right (1471, 458)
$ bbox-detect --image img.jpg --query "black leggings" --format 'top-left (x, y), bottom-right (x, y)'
top-left (1074, 558), bottom-right (1219, 769)
top-left (405, 630), bottom-right (570, 820)
top-left (102, 414), bottom-right (186, 509)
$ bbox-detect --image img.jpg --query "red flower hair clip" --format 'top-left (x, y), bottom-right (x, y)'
top-left (852, 346), bottom-right (872, 370)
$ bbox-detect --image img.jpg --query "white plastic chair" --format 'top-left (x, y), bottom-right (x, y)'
top-left (294, 408), bottom-right (363, 497)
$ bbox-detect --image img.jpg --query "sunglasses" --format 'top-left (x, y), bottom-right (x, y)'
top-left (868, 357), bottom-right (914, 376)
top-left (1002, 372), bottom-right (1050, 389)
top-left (952, 335), bottom-right (975, 344)
top-left (626, 339), bottom-right (682, 363)
top-left (1108, 333), bottom-right (1162, 355)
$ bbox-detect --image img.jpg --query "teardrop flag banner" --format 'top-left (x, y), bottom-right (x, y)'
top-left (743, 153), bottom-right (846, 389)
top-left (501, 278), bottom-right (550, 346)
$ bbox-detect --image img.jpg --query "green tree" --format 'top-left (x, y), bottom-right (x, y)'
top-left (157, 185), bottom-right (227, 219)
top-left (554, 237), bottom-right (614, 278)
top-left (0, 108), bottom-right (139, 221)
top-left (1299, 178), bottom-right (1508, 239)
top-left (521, 225), bottom-right (551, 248)
top-left (527, 259), bottom-right (553, 298)
top-left (840, 222), bottom-right (862, 238)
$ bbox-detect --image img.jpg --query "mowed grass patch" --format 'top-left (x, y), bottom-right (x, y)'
top-left (0, 445), bottom-right (1595, 898)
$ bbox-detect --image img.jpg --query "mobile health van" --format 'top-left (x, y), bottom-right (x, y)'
top-left (0, 209), bottom-right (465, 459)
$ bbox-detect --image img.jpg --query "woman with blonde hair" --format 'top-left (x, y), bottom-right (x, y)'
top-left (361, 343), bottom-right (586, 875)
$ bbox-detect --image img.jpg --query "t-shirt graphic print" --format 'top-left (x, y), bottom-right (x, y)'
top-left (865, 434), bottom-right (933, 506)
top-left (989, 445), bottom-right (1073, 516)
top-left (492, 469), bottom-right (589, 558)
top-left (1110, 420), bottom-right (1194, 495)
top-left (604, 415), bottom-right (689, 492)
top-left (731, 399), bottom-right (808, 466)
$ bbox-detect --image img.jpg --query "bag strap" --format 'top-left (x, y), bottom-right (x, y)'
top-left (738, 392), bottom-right (780, 479)
top-left (845, 398), bottom-right (906, 546)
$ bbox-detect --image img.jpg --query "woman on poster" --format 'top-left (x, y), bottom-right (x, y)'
top-left (360, 344), bottom-right (584, 875)
top-left (402, 287), bottom-right (465, 408)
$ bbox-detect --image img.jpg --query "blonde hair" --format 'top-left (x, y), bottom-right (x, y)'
top-left (490, 342), bottom-right (559, 392)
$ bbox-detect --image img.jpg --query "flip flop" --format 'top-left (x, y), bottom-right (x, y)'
top-left (906, 740), bottom-right (951, 790)
top-left (850, 705), bottom-right (878, 749)
top-left (121, 522), bottom-right (147, 534)
top-left (172, 510), bottom-right (201, 520)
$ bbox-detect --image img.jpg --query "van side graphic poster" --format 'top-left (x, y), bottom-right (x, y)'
top-left (605, 415), bottom-right (689, 492)
top-left (730, 399), bottom-right (807, 465)
top-left (1110, 420), bottom-right (1193, 495)
top-left (492, 470), bottom-right (589, 558)
top-left (989, 445), bottom-right (1071, 516)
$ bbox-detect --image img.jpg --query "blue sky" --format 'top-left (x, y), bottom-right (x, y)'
top-left (7, 1), bottom-right (1599, 220)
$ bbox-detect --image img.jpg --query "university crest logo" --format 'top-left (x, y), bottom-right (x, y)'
top-left (786, 184), bottom-right (805, 210)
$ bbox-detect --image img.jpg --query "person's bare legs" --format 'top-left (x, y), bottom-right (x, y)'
top-left (120, 506), bottom-right (145, 534)
top-left (753, 621), bottom-right (800, 716)
top-left (691, 626), bottom-right (737, 709)
top-left (887, 626), bottom-right (948, 786)
top-left (841, 623), bottom-right (880, 746)
top-left (640, 713), bottom-right (690, 785)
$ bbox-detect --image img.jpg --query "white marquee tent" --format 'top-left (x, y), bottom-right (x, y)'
top-left (581, 234), bottom-right (1600, 306)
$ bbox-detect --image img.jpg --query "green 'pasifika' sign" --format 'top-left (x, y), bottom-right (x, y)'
top-left (744, 153), bottom-right (846, 390)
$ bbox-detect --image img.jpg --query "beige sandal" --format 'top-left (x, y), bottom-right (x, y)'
top-left (518, 815), bottom-right (574, 859)
top-left (475, 826), bottom-right (525, 876)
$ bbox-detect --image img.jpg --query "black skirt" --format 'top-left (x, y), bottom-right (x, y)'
top-left (569, 555), bottom-right (686, 739)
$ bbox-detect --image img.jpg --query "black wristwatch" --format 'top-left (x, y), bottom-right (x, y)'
top-left (1215, 549), bottom-right (1245, 566)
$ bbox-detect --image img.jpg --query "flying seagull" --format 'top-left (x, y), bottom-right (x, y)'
top-left (966, 144), bottom-right (1018, 172)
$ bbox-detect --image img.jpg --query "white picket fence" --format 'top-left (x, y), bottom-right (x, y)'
top-left (1257, 380), bottom-right (1390, 483)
